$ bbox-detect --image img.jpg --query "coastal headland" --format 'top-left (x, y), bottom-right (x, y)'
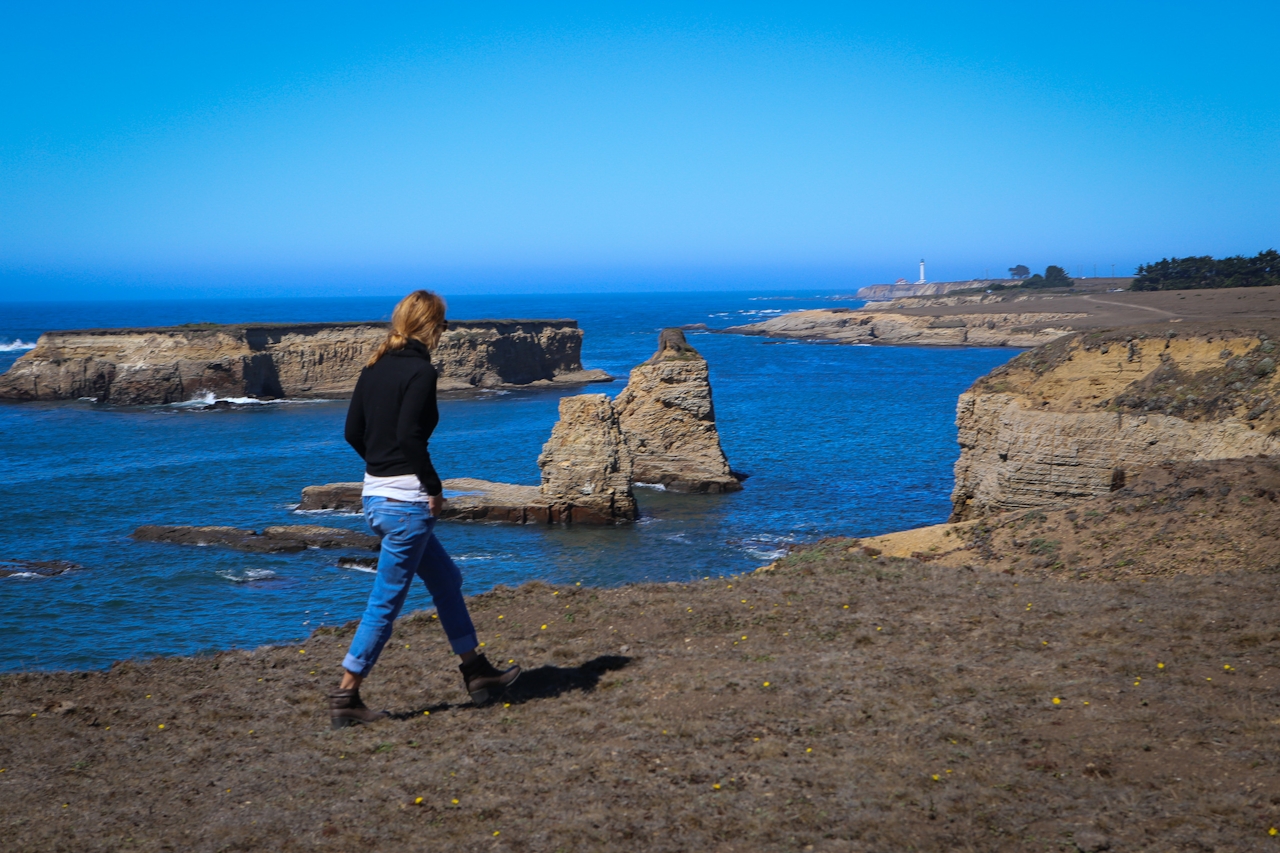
top-left (5, 295), bottom-right (1280, 848)
top-left (724, 283), bottom-right (1280, 347)
top-left (0, 319), bottom-right (611, 405)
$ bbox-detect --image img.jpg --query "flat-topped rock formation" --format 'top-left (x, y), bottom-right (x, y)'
top-left (949, 321), bottom-right (1280, 520)
top-left (613, 329), bottom-right (741, 493)
top-left (0, 319), bottom-right (610, 405)
top-left (131, 524), bottom-right (379, 553)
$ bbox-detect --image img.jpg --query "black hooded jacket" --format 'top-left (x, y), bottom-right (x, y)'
top-left (343, 339), bottom-right (443, 496)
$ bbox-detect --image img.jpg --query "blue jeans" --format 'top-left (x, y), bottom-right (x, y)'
top-left (342, 496), bottom-right (479, 677)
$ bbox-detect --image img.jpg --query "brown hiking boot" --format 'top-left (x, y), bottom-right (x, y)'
top-left (460, 653), bottom-right (521, 705)
top-left (328, 688), bottom-right (390, 729)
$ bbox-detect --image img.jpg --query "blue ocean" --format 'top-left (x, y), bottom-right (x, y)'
top-left (0, 291), bottom-right (1016, 671)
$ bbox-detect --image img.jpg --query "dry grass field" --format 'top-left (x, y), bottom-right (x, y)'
top-left (3, 534), bottom-right (1280, 851)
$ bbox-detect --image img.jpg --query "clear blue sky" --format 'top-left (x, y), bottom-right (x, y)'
top-left (1, 2), bottom-right (1276, 298)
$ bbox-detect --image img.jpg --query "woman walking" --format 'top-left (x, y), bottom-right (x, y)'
top-left (329, 290), bottom-right (520, 729)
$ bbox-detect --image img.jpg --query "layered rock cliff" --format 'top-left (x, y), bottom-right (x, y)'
top-left (950, 324), bottom-right (1280, 520)
top-left (537, 394), bottom-right (638, 522)
top-left (613, 329), bottom-right (741, 493)
top-left (0, 320), bottom-right (609, 405)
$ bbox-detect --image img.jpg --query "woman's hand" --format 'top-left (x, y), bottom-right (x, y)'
top-left (429, 494), bottom-right (447, 517)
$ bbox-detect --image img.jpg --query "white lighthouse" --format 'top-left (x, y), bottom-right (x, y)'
top-left (917, 258), bottom-right (926, 284)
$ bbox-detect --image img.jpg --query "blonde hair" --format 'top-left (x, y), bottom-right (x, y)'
top-left (367, 290), bottom-right (448, 367)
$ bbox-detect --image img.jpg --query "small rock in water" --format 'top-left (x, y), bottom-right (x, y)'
top-left (0, 558), bottom-right (82, 578)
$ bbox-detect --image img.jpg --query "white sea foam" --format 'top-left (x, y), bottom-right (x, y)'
top-left (633, 482), bottom-right (667, 491)
top-left (217, 568), bottom-right (278, 583)
top-left (455, 552), bottom-right (515, 563)
top-left (0, 339), bottom-right (36, 352)
top-left (733, 533), bottom-right (799, 562)
top-left (2, 572), bottom-right (42, 579)
top-left (170, 391), bottom-right (333, 408)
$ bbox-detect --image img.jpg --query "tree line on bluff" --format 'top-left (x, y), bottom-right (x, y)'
top-left (1131, 249), bottom-right (1280, 291)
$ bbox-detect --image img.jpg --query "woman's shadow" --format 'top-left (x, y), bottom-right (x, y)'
top-left (393, 654), bottom-right (633, 718)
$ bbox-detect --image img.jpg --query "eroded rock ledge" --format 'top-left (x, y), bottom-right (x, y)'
top-left (131, 524), bottom-right (379, 553)
top-left (950, 323), bottom-right (1280, 520)
top-left (0, 319), bottom-right (610, 405)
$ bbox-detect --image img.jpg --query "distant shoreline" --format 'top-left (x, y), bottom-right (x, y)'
top-left (719, 283), bottom-right (1280, 348)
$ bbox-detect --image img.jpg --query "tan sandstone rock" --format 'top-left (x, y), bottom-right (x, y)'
top-left (613, 329), bottom-right (741, 493)
top-left (950, 326), bottom-right (1280, 519)
top-left (538, 394), bottom-right (638, 521)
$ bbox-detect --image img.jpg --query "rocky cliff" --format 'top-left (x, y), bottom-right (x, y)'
top-left (855, 280), bottom-right (1003, 300)
top-left (0, 320), bottom-right (609, 405)
top-left (613, 329), bottom-right (741, 493)
top-left (950, 323), bottom-right (1280, 520)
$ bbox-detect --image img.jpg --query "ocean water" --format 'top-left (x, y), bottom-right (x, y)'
top-left (0, 291), bottom-right (1016, 671)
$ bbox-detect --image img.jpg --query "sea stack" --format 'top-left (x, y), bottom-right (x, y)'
top-left (537, 394), bottom-right (638, 522)
top-left (613, 328), bottom-right (742, 493)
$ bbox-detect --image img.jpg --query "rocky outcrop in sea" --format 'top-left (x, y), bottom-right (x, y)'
top-left (299, 329), bottom-right (740, 523)
top-left (613, 328), bottom-right (741, 493)
top-left (949, 324), bottom-right (1280, 520)
top-left (0, 319), bottom-right (610, 405)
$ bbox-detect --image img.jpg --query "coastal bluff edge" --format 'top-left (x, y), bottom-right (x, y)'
top-left (948, 320), bottom-right (1280, 520)
top-left (0, 319), bottom-right (611, 405)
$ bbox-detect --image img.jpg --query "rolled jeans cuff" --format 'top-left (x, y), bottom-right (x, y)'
top-left (448, 632), bottom-right (479, 656)
top-left (342, 652), bottom-right (375, 678)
